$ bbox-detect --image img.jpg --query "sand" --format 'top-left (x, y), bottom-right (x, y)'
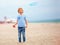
top-left (0, 23), bottom-right (60, 45)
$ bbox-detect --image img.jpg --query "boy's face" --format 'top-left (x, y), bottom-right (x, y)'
top-left (18, 8), bottom-right (23, 15)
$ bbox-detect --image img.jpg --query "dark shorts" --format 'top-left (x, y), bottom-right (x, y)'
top-left (18, 27), bottom-right (25, 32)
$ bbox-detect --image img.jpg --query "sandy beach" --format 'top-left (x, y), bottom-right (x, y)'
top-left (0, 23), bottom-right (60, 45)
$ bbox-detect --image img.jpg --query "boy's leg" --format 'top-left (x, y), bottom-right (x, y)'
top-left (18, 32), bottom-right (21, 42)
top-left (22, 27), bottom-right (26, 42)
top-left (18, 27), bottom-right (22, 42)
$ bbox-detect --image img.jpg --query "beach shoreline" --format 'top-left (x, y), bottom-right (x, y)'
top-left (0, 23), bottom-right (60, 45)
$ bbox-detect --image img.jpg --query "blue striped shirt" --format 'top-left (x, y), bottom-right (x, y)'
top-left (17, 15), bottom-right (26, 27)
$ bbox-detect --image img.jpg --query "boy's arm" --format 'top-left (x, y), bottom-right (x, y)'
top-left (25, 20), bottom-right (28, 28)
top-left (13, 20), bottom-right (18, 28)
top-left (14, 20), bottom-right (18, 26)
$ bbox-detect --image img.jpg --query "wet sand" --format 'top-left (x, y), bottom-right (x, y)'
top-left (0, 23), bottom-right (60, 45)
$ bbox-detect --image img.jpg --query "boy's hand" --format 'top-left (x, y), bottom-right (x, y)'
top-left (13, 25), bottom-right (16, 28)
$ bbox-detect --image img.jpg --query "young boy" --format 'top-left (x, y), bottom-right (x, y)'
top-left (13, 8), bottom-right (28, 42)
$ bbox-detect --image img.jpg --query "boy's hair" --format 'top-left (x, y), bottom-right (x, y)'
top-left (18, 8), bottom-right (23, 13)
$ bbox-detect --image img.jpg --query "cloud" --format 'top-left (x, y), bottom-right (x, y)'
top-left (29, 2), bottom-right (38, 6)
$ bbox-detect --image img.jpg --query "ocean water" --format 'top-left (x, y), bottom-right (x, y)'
top-left (29, 19), bottom-right (60, 23)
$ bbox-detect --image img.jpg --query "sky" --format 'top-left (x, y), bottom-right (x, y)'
top-left (0, 0), bottom-right (60, 21)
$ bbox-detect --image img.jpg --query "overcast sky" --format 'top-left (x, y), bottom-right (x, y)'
top-left (0, 0), bottom-right (60, 21)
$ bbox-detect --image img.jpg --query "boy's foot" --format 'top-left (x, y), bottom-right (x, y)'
top-left (16, 42), bottom-right (21, 45)
top-left (19, 41), bottom-right (21, 43)
top-left (23, 41), bottom-right (25, 42)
